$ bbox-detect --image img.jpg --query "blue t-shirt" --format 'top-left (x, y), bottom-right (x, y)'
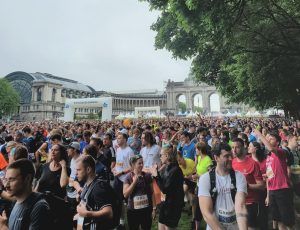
top-left (127, 137), bottom-right (142, 155)
top-left (177, 142), bottom-right (196, 161)
top-left (80, 141), bottom-right (89, 153)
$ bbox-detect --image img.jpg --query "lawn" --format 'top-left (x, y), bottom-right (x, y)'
top-left (151, 209), bottom-right (207, 230)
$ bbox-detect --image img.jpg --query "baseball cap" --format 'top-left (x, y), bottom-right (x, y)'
top-left (119, 128), bottom-right (128, 135)
top-left (69, 142), bottom-right (80, 151)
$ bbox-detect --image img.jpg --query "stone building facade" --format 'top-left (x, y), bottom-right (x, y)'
top-left (4, 71), bottom-right (246, 121)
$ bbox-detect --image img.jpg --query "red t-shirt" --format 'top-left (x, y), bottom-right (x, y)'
top-left (0, 152), bottom-right (8, 171)
top-left (266, 148), bottom-right (289, 191)
top-left (258, 159), bottom-right (267, 175)
top-left (232, 156), bottom-right (263, 204)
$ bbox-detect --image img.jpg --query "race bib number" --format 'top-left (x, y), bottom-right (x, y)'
top-left (116, 162), bottom-right (124, 167)
top-left (218, 208), bottom-right (236, 225)
top-left (266, 165), bottom-right (275, 179)
top-left (133, 194), bottom-right (149, 209)
top-left (77, 215), bottom-right (84, 225)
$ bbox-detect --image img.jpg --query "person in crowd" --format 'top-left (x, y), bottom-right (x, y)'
top-left (112, 133), bottom-right (134, 229)
top-left (13, 131), bottom-right (24, 144)
top-left (151, 146), bottom-right (184, 230)
top-left (238, 133), bottom-right (250, 149)
top-left (254, 129), bottom-right (295, 230)
top-left (102, 133), bottom-right (116, 172)
top-left (127, 128), bottom-right (142, 155)
top-left (177, 131), bottom-right (196, 161)
top-left (232, 138), bottom-right (265, 230)
top-left (248, 141), bottom-right (268, 230)
top-left (0, 159), bottom-right (51, 230)
top-left (80, 130), bottom-right (91, 153)
top-left (76, 155), bottom-right (114, 230)
top-left (83, 144), bottom-right (109, 181)
top-left (22, 127), bottom-right (36, 160)
top-left (141, 131), bottom-right (161, 171)
top-left (207, 128), bottom-right (218, 147)
top-left (35, 133), bottom-right (63, 166)
top-left (177, 150), bottom-right (197, 229)
top-left (36, 144), bottom-right (70, 198)
top-left (123, 154), bottom-right (156, 230)
top-left (9, 145), bottom-right (29, 164)
top-left (198, 143), bottom-right (248, 230)
top-left (287, 134), bottom-right (300, 199)
top-left (66, 142), bottom-right (81, 219)
top-left (193, 141), bottom-right (213, 230)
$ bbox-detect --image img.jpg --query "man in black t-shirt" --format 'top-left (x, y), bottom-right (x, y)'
top-left (76, 155), bottom-right (114, 230)
top-left (0, 159), bottom-right (50, 230)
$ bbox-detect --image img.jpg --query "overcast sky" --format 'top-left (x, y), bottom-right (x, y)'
top-left (0, 0), bottom-right (191, 92)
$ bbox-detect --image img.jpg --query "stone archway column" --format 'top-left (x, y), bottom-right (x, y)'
top-left (202, 91), bottom-right (210, 114)
top-left (219, 95), bottom-right (226, 112)
top-left (185, 91), bottom-right (193, 112)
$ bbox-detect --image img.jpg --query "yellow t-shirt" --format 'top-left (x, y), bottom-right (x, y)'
top-left (180, 158), bottom-right (195, 176)
top-left (196, 155), bottom-right (212, 176)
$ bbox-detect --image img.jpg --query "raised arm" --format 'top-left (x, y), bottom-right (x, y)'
top-left (253, 129), bottom-right (277, 154)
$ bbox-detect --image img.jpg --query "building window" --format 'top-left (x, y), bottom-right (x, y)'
top-left (37, 87), bottom-right (42, 101)
top-left (52, 88), bottom-right (57, 102)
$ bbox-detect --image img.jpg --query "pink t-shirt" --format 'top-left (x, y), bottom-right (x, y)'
top-left (266, 148), bottom-right (289, 191)
top-left (233, 156), bottom-right (263, 204)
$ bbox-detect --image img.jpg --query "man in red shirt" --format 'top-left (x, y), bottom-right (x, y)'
top-left (232, 138), bottom-right (264, 230)
top-left (254, 129), bottom-right (295, 230)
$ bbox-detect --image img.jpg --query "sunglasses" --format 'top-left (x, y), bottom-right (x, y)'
top-left (130, 154), bottom-right (143, 162)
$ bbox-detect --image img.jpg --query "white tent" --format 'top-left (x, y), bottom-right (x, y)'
top-left (253, 111), bottom-right (261, 117)
top-left (160, 113), bottom-right (166, 118)
top-left (115, 113), bottom-right (125, 120)
top-left (225, 111), bottom-right (232, 117)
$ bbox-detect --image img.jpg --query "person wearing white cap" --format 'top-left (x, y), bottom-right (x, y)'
top-left (67, 142), bottom-right (81, 218)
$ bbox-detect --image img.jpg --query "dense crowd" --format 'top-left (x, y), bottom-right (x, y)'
top-left (0, 116), bottom-right (299, 230)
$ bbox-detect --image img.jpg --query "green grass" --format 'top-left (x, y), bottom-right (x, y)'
top-left (125, 204), bottom-right (207, 230)
top-left (151, 205), bottom-right (207, 230)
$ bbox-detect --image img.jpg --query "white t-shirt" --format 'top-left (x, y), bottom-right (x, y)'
top-left (112, 139), bottom-right (119, 153)
top-left (115, 146), bottom-right (134, 182)
top-left (140, 145), bottom-right (161, 169)
top-left (67, 157), bottom-right (78, 199)
top-left (198, 170), bottom-right (247, 230)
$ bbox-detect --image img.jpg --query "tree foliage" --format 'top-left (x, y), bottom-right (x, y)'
top-left (0, 79), bottom-right (20, 118)
top-left (141, 0), bottom-right (300, 118)
top-left (178, 101), bottom-right (187, 113)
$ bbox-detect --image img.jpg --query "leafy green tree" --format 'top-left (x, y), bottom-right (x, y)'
top-left (0, 79), bottom-right (20, 118)
top-left (141, 0), bottom-right (300, 118)
top-left (178, 101), bottom-right (186, 113)
top-left (87, 113), bottom-right (97, 120)
top-left (193, 106), bottom-right (203, 113)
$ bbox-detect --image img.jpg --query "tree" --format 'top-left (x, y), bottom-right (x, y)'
top-left (0, 79), bottom-right (20, 118)
top-left (178, 101), bottom-right (186, 113)
top-left (193, 106), bottom-right (203, 113)
top-left (141, 0), bottom-right (300, 119)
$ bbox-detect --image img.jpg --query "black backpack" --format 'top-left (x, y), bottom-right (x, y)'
top-left (27, 192), bottom-right (73, 230)
top-left (209, 167), bottom-right (237, 208)
top-left (83, 178), bottom-right (122, 229)
top-left (19, 192), bottom-right (72, 230)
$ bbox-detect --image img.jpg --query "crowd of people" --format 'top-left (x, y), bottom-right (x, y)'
top-left (0, 116), bottom-right (299, 230)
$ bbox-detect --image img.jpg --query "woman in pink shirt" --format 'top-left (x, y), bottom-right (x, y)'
top-left (249, 141), bottom-right (268, 230)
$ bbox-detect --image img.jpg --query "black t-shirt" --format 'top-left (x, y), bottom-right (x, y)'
top-left (37, 163), bottom-right (71, 198)
top-left (102, 146), bottom-right (116, 168)
top-left (9, 193), bottom-right (50, 230)
top-left (80, 179), bottom-right (113, 230)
